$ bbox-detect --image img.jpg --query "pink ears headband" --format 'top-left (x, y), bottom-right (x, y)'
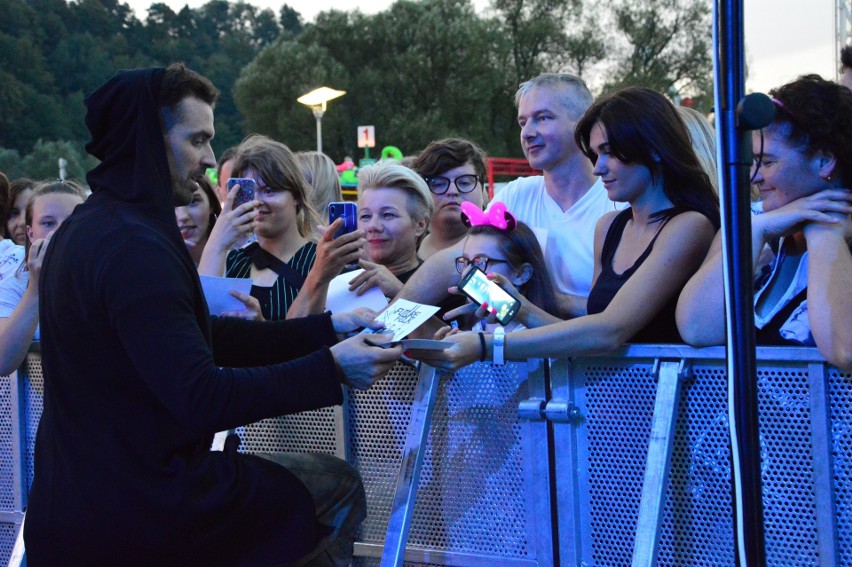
top-left (460, 201), bottom-right (518, 231)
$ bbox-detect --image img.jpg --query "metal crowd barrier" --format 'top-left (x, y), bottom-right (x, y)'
top-left (1, 345), bottom-right (849, 565)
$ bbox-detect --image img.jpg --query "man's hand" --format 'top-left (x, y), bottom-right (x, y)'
top-left (331, 307), bottom-right (384, 337)
top-left (329, 333), bottom-right (402, 390)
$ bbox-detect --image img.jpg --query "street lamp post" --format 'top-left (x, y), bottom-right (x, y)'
top-left (297, 86), bottom-right (346, 154)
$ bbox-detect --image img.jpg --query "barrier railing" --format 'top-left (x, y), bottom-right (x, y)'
top-left (2, 345), bottom-right (849, 566)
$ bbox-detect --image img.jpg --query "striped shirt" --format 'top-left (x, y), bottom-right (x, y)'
top-left (225, 242), bottom-right (317, 321)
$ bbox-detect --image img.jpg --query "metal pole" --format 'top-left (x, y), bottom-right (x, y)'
top-left (312, 107), bottom-right (324, 153)
top-left (714, 0), bottom-right (768, 564)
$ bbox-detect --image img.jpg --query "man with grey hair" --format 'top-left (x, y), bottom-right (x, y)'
top-left (491, 73), bottom-right (619, 315)
top-left (396, 73), bottom-right (620, 318)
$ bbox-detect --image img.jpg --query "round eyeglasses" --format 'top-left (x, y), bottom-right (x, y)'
top-left (455, 255), bottom-right (511, 274)
top-left (424, 174), bottom-right (480, 195)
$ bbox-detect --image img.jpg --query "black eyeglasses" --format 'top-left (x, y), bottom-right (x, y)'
top-left (424, 174), bottom-right (480, 195)
top-left (455, 255), bottom-right (511, 274)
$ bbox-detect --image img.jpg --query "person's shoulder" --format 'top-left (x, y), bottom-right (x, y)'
top-left (657, 210), bottom-right (716, 247)
top-left (0, 240), bottom-right (21, 257)
top-left (492, 175), bottom-right (545, 203)
top-left (594, 209), bottom-right (625, 238)
top-left (668, 209), bottom-right (716, 229)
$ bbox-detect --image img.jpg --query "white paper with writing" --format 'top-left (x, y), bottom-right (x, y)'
top-left (364, 298), bottom-right (440, 341)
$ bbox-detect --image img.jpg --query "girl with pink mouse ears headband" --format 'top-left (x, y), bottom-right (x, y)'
top-left (459, 201), bottom-right (517, 231)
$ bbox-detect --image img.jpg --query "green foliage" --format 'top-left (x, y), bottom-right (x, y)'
top-left (0, 148), bottom-right (24, 180)
top-left (604, 0), bottom-right (713, 110)
top-left (236, 0), bottom-right (523, 160)
top-left (0, 0), bottom-right (715, 172)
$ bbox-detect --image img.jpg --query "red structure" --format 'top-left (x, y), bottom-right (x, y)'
top-left (486, 157), bottom-right (541, 199)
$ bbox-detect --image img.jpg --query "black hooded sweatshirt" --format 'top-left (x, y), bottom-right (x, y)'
top-left (25, 67), bottom-right (343, 565)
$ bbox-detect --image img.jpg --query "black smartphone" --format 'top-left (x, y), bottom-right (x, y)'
top-left (458, 266), bottom-right (521, 325)
top-left (328, 201), bottom-right (358, 237)
top-left (227, 178), bottom-right (256, 208)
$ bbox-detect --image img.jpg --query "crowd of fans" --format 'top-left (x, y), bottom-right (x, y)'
top-left (7, 73), bottom-right (850, 368)
top-left (1, 57), bottom-right (851, 563)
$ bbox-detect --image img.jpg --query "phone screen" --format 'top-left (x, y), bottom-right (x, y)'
top-left (459, 266), bottom-right (521, 325)
top-left (328, 202), bottom-right (358, 237)
top-left (227, 178), bottom-right (256, 208)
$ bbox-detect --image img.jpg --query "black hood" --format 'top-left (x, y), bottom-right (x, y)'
top-left (84, 67), bottom-right (175, 218)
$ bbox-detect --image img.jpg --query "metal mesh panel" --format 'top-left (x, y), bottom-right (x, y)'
top-left (348, 361), bottom-right (533, 560)
top-left (347, 361), bottom-right (420, 544)
top-left (756, 366), bottom-right (820, 566)
top-left (581, 362), bottom-right (657, 565)
top-left (354, 559), bottom-right (440, 567)
top-left (829, 367), bottom-right (852, 565)
top-left (23, 353), bottom-right (44, 491)
top-left (0, 522), bottom-right (17, 565)
top-left (0, 375), bottom-right (14, 510)
top-left (657, 365), bottom-right (733, 565)
top-left (238, 407), bottom-right (340, 456)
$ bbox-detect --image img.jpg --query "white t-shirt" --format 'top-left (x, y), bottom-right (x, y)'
top-left (0, 241), bottom-right (24, 283)
top-left (489, 176), bottom-right (622, 298)
top-left (0, 267), bottom-right (38, 340)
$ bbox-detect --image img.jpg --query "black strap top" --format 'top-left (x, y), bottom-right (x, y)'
top-left (586, 208), bottom-right (683, 344)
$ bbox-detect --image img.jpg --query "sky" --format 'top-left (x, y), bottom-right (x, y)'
top-left (123, 0), bottom-right (839, 94)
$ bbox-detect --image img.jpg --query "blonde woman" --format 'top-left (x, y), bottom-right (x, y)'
top-left (348, 161), bottom-right (435, 298)
top-left (297, 151), bottom-right (343, 227)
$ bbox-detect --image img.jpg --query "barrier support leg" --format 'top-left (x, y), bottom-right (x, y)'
top-left (808, 362), bottom-right (839, 566)
top-left (380, 364), bottom-right (440, 567)
top-left (632, 360), bottom-right (688, 567)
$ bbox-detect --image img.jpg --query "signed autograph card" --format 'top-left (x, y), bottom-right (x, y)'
top-left (363, 299), bottom-right (440, 341)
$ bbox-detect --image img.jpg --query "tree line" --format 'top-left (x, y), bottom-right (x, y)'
top-left (0, 0), bottom-right (711, 180)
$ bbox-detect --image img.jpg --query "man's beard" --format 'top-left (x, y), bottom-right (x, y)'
top-left (172, 175), bottom-right (201, 206)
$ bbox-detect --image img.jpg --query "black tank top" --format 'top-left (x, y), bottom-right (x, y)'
top-left (586, 208), bottom-right (683, 344)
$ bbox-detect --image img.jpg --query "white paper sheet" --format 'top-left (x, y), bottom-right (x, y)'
top-left (325, 269), bottom-right (389, 314)
top-left (200, 275), bottom-right (253, 316)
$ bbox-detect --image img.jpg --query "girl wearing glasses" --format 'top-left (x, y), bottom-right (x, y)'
top-left (413, 138), bottom-right (488, 260)
top-left (438, 202), bottom-right (558, 333)
top-left (411, 87), bottom-right (720, 370)
top-left (678, 75), bottom-right (852, 370)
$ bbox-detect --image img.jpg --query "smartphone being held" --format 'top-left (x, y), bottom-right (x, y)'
top-left (226, 178), bottom-right (257, 248)
top-left (327, 202), bottom-right (358, 238)
top-left (227, 178), bottom-right (256, 208)
top-left (458, 266), bottom-right (521, 325)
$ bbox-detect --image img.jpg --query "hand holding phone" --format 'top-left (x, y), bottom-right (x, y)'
top-left (328, 201), bottom-right (358, 238)
top-left (458, 266), bottom-right (521, 325)
top-left (226, 178), bottom-right (258, 248)
top-left (227, 178), bottom-right (257, 209)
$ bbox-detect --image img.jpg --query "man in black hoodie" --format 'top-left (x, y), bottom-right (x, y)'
top-left (25, 63), bottom-right (401, 565)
